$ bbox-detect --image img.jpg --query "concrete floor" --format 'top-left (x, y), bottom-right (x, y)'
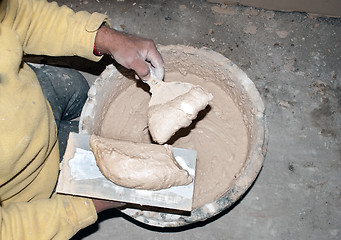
top-left (53, 0), bottom-right (340, 239)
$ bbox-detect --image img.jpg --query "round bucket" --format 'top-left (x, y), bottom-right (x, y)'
top-left (79, 45), bottom-right (268, 227)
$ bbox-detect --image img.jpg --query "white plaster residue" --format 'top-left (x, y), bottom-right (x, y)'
top-left (181, 101), bottom-right (196, 115)
top-left (276, 30), bottom-right (289, 38)
top-left (28, 63), bottom-right (44, 69)
top-left (244, 24), bottom-right (257, 34)
top-left (205, 203), bottom-right (217, 213)
top-left (68, 148), bottom-right (103, 180)
top-left (175, 156), bottom-right (195, 177)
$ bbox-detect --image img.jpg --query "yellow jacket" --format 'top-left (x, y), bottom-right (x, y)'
top-left (0, 0), bottom-right (108, 239)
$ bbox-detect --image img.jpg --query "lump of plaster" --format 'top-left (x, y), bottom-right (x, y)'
top-left (89, 135), bottom-right (193, 190)
top-left (148, 86), bottom-right (213, 144)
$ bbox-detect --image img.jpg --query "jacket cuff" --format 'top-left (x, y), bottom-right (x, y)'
top-left (86, 12), bottom-right (111, 32)
top-left (82, 12), bottom-right (111, 62)
top-left (63, 196), bottom-right (98, 232)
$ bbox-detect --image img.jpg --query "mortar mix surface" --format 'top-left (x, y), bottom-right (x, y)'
top-left (48, 1), bottom-right (340, 239)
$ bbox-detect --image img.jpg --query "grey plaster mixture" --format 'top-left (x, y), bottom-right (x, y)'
top-left (53, 0), bottom-right (340, 239)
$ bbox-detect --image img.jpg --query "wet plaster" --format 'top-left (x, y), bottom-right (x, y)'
top-left (47, 0), bottom-right (341, 239)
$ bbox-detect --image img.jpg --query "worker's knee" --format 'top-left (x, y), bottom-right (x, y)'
top-left (28, 63), bottom-right (89, 122)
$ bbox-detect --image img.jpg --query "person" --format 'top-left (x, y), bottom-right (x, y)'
top-left (0, 0), bottom-right (164, 239)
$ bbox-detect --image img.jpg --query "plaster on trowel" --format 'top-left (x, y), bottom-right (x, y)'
top-left (56, 132), bottom-right (197, 211)
top-left (144, 65), bottom-right (192, 106)
top-left (144, 66), bottom-right (213, 144)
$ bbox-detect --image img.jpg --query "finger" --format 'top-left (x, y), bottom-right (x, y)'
top-left (131, 57), bottom-right (150, 79)
top-left (153, 64), bottom-right (164, 81)
top-left (145, 46), bottom-right (164, 69)
top-left (145, 47), bottom-right (164, 80)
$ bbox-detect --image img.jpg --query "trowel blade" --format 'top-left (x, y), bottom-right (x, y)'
top-left (149, 81), bottom-right (193, 106)
top-left (56, 132), bottom-right (197, 212)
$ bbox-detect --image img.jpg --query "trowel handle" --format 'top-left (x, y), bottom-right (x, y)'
top-left (143, 65), bottom-right (164, 87)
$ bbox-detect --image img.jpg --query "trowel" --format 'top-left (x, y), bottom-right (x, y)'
top-left (56, 132), bottom-right (197, 211)
top-left (143, 65), bottom-right (193, 106)
top-left (143, 65), bottom-right (213, 144)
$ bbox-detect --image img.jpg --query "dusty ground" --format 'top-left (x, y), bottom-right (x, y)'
top-left (51, 0), bottom-right (340, 239)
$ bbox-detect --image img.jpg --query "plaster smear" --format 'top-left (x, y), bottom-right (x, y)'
top-left (100, 72), bottom-right (249, 209)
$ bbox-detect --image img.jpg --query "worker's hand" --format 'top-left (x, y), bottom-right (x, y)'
top-left (94, 25), bottom-right (164, 80)
top-left (92, 198), bottom-right (125, 213)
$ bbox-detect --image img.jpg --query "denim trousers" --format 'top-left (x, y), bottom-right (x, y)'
top-left (29, 64), bottom-right (90, 160)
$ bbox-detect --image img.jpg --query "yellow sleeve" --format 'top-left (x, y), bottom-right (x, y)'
top-left (0, 194), bottom-right (97, 240)
top-left (0, 22), bottom-right (99, 239)
top-left (6, 0), bottom-right (110, 61)
top-left (0, 1), bottom-right (103, 239)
